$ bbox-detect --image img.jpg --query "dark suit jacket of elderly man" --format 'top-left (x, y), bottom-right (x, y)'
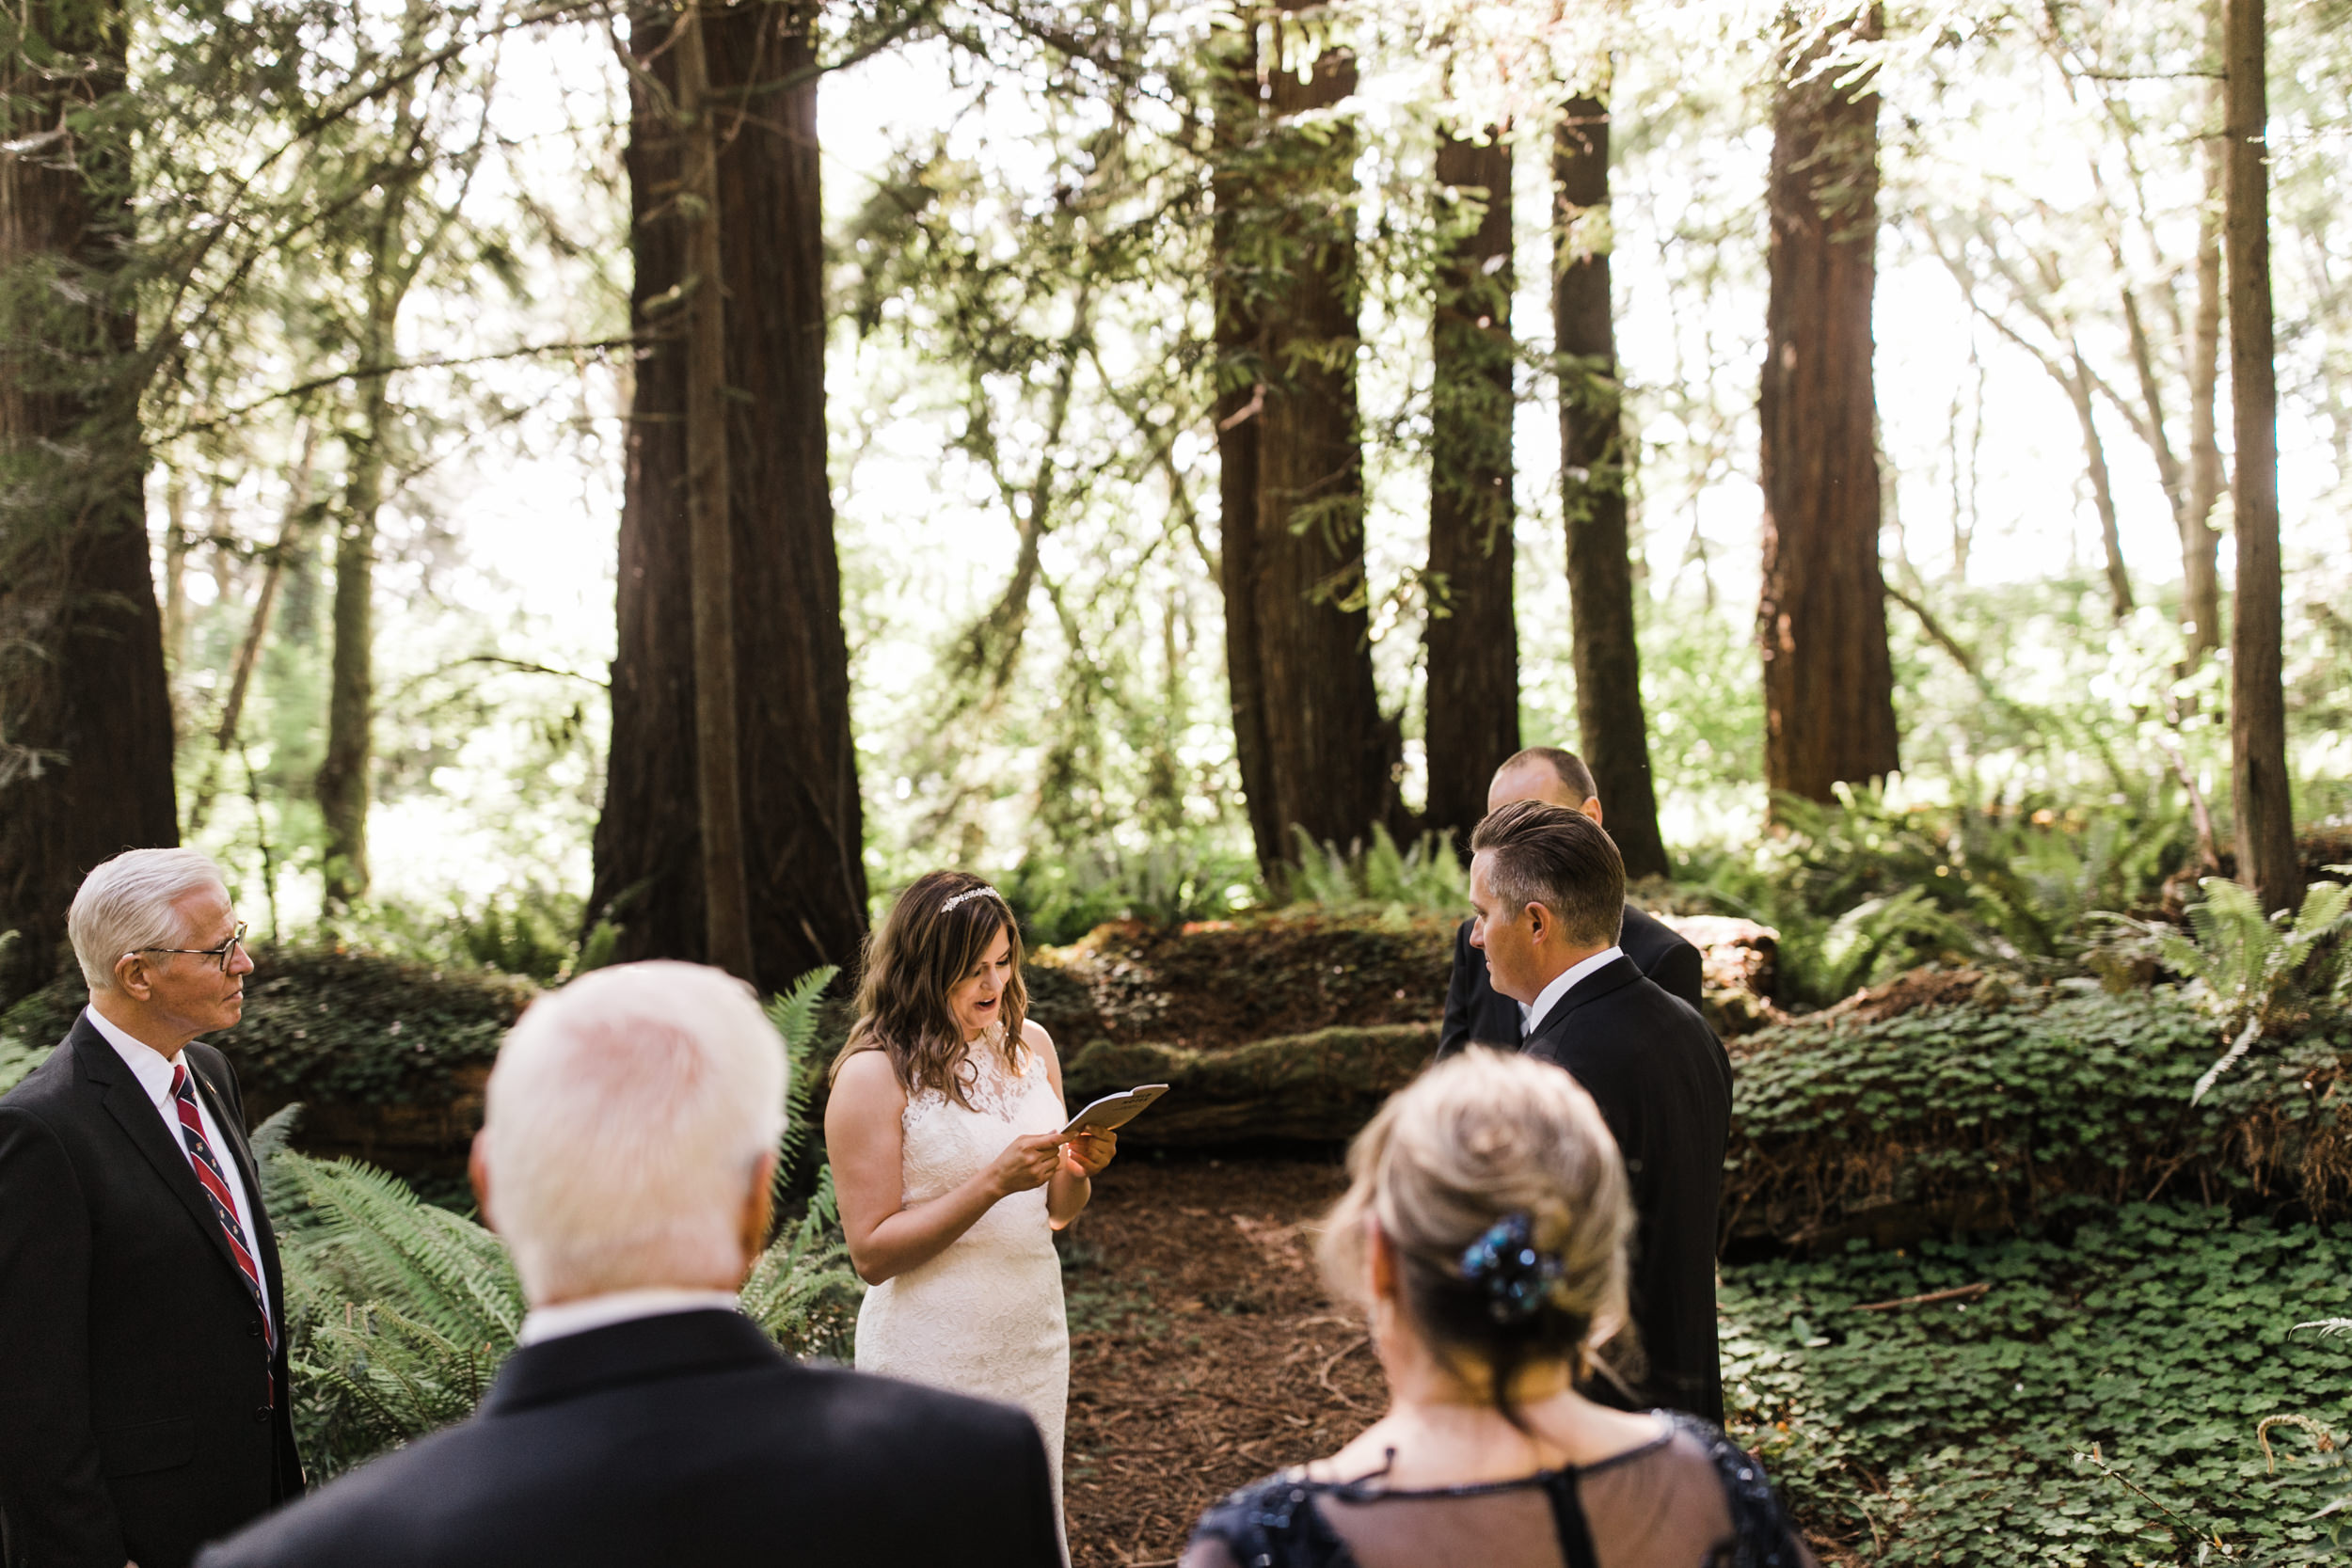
top-left (0, 1014), bottom-right (302, 1568)
top-left (1438, 901), bottom-right (1707, 1059)
top-left (195, 1308), bottom-right (1065, 1568)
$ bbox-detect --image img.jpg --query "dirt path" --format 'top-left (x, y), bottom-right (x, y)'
top-left (1057, 1149), bottom-right (1854, 1568)
top-left (1060, 1148), bottom-right (1377, 1567)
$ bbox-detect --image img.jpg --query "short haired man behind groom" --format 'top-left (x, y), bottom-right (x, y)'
top-left (199, 961), bottom-right (1061, 1568)
top-left (1438, 747), bottom-right (1706, 1060)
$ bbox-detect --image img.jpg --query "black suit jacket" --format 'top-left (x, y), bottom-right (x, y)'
top-left (1438, 903), bottom-right (1704, 1059)
top-left (0, 1014), bottom-right (301, 1568)
top-left (1518, 957), bottom-right (1732, 1424)
top-left (195, 1309), bottom-right (1064, 1568)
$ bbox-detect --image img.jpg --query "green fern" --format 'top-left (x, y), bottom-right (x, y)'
top-left (2151, 876), bottom-right (2352, 1102)
top-left (765, 963), bottom-right (839, 1178)
top-left (0, 1033), bottom-right (43, 1097)
top-left (1285, 824), bottom-right (1468, 917)
top-left (739, 1165), bottom-right (861, 1361)
top-left (1808, 886), bottom-right (1988, 999)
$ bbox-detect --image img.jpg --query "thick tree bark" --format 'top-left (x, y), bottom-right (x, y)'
top-left (1210, 19), bottom-right (1284, 879)
top-left (591, 0), bottom-right (867, 990)
top-left (2222, 0), bottom-right (2298, 913)
top-left (1553, 99), bottom-right (1668, 879)
top-left (1241, 7), bottom-right (1394, 864)
top-left (2183, 87), bottom-right (2227, 665)
top-left (0, 0), bottom-right (176, 1003)
top-left (1757, 11), bottom-right (1899, 805)
top-left (672, 0), bottom-right (755, 981)
top-left (1422, 126), bottom-right (1519, 853)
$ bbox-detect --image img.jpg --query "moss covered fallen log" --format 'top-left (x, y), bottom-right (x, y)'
top-left (1724, 986), bottom-right (2352, 1248)
top-left (1061, 1023), bottom-right (1437, 1145)
top-left (0, 951), bottom-right (532, 1182)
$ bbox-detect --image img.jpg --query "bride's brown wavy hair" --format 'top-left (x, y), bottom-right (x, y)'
top-left (831, 870), bottom-right (1030, 1106)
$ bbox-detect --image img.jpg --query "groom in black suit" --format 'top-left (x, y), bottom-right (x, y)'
top-left (1467, 800), bottom-right (1732, 1423)
top-left (1438, 747), bottom-right (1704, 1059)
top-left (197, 960), bottom-right (1061, 1568)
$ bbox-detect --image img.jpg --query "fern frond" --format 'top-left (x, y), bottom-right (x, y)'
top-left (284, 1153), bottom-right (523, 1346)
top-left (767, 964), bottom-right (841, 1176)
top-left (2191, 1016), bottom-right (2265, 1105)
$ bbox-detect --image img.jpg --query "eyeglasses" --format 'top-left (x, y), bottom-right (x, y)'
top-left (135, 921), bottom-right (249, 974)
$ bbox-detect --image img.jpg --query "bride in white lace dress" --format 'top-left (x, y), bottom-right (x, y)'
top-left (825, 873), bottom-right (1116, 1557)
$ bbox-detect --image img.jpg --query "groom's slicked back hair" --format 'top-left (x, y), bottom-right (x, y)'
top-left (1470, 800), bottom-right (1625, 949)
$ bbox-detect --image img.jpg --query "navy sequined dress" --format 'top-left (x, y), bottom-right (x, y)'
top-left (1180, 1414), bottom-right (1816, 1568)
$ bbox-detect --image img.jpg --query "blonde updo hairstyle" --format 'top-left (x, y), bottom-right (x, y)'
top-left (831, 870), bottom-right (1030, 1108)
top-left (1318, 1049), bottom-right (1634, 1425)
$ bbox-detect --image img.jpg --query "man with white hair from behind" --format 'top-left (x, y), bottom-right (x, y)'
top-left (198, 960), bottom-right (1063, 1568)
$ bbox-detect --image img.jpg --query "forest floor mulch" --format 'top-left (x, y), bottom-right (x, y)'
top-left (1057, 1149), bottom-right (1854, 1568)
top-left (1058, 1148), bottom-right (1380, 1567)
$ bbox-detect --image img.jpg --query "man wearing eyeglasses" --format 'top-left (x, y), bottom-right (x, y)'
top-left (0, 848), bottom-right (302, 1568)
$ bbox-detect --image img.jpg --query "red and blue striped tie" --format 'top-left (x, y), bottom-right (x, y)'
top-left (169, 1064), bottom-right (276, 1356)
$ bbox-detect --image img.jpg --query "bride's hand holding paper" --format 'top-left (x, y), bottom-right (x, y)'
top-left (1059, 1129), bottom-right (1117, 1179)
top-left (983, 1131), bottom-right (1068, 1197)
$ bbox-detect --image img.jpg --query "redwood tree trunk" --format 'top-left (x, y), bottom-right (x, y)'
top-left (1553, 98), bottom-right (1668, 879)
top-left (1210, 16), bottom-right (1283, 880)
top-left (2182, 119), bottom-right (2226, 665)
top-left (1240, 8), bottom-right (1393, 864)
top-left (591, 0), bottom-right (867, 990)
top-left (673, 0), bottom-right (755, 982)
top-left (1422, 126), bottom-right (1519, 852)
top-left (0, 0), bottom-right (177, 1004)
top-left (2222, 0), bottom-right (2298, 912)
top-left (1757, 11), bottom-right (1899, 804)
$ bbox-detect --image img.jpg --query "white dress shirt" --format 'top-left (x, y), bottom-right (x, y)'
top-left (517, 1289), bottom-right (744, 1346)
top-left (1519, 945), bottom-right (1626, 1037)
top-left (86, 1005), bottom-right (273, 1326)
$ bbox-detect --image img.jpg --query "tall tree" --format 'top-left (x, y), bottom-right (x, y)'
top-left (2181, 103), bottom-right (2227, 664)
top-left (1756, 8), bottom-right (1899, 804)
top-left (311, 0), bottom-right (494, 912)
top-left (1552, 96), bottom-right (1668, 878)
top-left (1217, 1), bottom-right (1393, 879)
top-left (591, 0), bottom-right (867, 990)
top-left (1422, 125), bottom-right (1519, 851)
top-left (1210, 11), bottom-right (1285, 879)
top-left (0, 0), bottom-right (178, 1003)
top-left (671, 0), bottom-right (755, 981)
top-left (2222, 0), bottom-right (2299, 911)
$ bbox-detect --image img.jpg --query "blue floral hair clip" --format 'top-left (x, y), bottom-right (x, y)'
top-left (1457, 1212), bottom-right (1565, 1323)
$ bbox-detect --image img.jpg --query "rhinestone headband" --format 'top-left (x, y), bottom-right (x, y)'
top-left (941, 886), bottom-right (997, 913)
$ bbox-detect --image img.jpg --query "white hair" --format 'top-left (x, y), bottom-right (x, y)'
top-left (67, 848), bottom-right (230, 992)
top-left (481, 960), bottom-right (787, 1304)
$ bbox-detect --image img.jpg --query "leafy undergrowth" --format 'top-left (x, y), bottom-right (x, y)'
top-left (1728, 990), bottom-right (2352, 1245)
top-left (1723, 1201), bottom-right (2352, 1565)
top-left (0, 949), bottom-right (532, 1113)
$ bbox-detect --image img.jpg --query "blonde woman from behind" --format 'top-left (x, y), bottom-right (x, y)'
top-left (1182, 1049), bottom-right (1815, 1568)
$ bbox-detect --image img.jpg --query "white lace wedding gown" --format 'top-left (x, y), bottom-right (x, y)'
top-left (855, 1030), bottom-right (1070, 1547)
